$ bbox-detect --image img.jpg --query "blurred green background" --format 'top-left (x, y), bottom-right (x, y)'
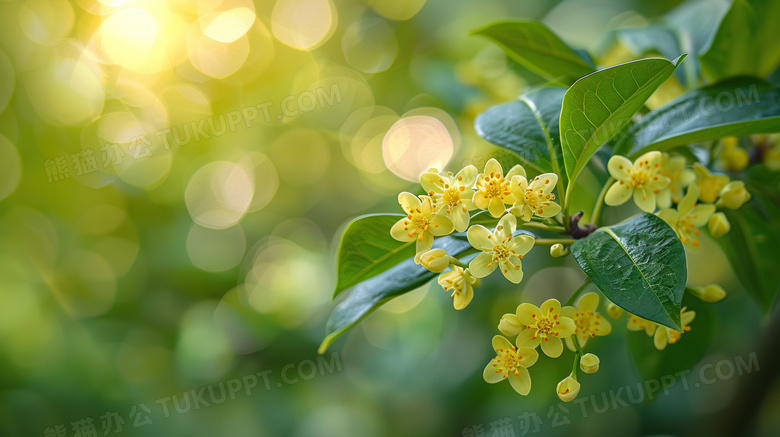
top-left (0, 0), bottom-right (778, 436)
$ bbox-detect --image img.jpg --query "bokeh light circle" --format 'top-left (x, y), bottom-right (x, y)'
top-left (341, 17), bottom-right (398, 73)
top-left (185, 161), bottom-right (254, 229)
top-left (382, 114), bottom-right (455, 181)
top-left (271, 0), bottom-right (337, 51)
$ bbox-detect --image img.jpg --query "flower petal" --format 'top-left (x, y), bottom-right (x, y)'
top-left (420, 172), bottom-right (443, 194)
top-left (689, 204), bottom-right (716, 227)
top-left (456, 165), bottom-right (478, 187)
top-left (508, 367), bottom-right (532, 395)
top-left (472, 190), bottom-right (488, 209)
top-left (390, 218), bottom-right (415, 242)
top-left (516, 303), bottom-right (542, 326)
top-left (484, 158), bottom-right (503, 178)
top-left (537, 201), bottom-right (561, 218)
top-left (398, 192), bottom-right (421, 213)
top-left (450, 207), bottom-right (469, 233)
top-left (678, 184), bottom-right (699, 216)
top-left (540, 336), bottom-right (563, 358)
top-left (467, 225), bottom-right (493, 250)
top-left (510, 175), bottom-right (529, 200)
top-left (633, 188), bottom-right (656, 213)
top-left (515, 328), bottom-right (540, 349)
top-left (453, 283), bottom-right (473, 310)
top-left (468, 252), bottom-right (496, 278)
top-left (429, 214), bottom-right (454, 236)
top-left (656, 188), bottom-right (672, 209)
top-left (497, 213), bottom-right (517, 239)
top-left (533, 173), bottom-right (558, 194)
top-left (500, 258), bottom-right (524, 284)
top-left (492, 335), bottom-right (513, 353)
top-left (510, 234), bottom-right (535, 256)
top-left (595, 316), bottom-right (611, 336)
top-left (488, 196), bottom-right (506, 218)
top-left (605, 181), bottom-right (633, 206)
top-left (483, 360), bottom-right (506, 383)
top-left (541, 298), bottom-right (562, 316)
top-left (608, 155), bottom-right (633, 180)
top-left (653, 327), bottom-right (669, 350)
top-left (577, 292), bottom-right (599, 313)
top-left (506, 164), bottom-right (526, 179)
top-left (415, 232), bottom-right (434, 261)
top-left (656, 209), bottom-right (679, 227)
top-left (517, 347), bottom-right (538, 368)
top-left (556, 316), bottom-right (576, 338)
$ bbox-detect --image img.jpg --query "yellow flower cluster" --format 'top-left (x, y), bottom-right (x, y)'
top-left (486, 293), bottom-right (611, 400)
top-left (391, 158), bottom-right (564, 310)
top-left (603, 151), bottom-right (751, 250)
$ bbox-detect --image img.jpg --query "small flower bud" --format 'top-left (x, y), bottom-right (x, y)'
top-left (689, 284), bottom-right (727, 303)
top-left (550, 243), bottom-right (569, 258)
top-left (556, 374), bottom-right (580, 402)
top-left (419, 249), bottom-right (451, 273)
top-left (580, 353), bottom-right (600, 374)
top-left (708, 212), bottom-right (730, 238)
top-left (498, 314), bottom-right (523, 337)
top-left (717, 181), bottom-right (751, 209)
top-left (606, 302), bottom-right (623, 319)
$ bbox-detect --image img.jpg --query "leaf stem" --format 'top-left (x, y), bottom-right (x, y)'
top-left (590, 177), bottom-right (614, 226)
top-left (564, 278), bottom-right (592, 306)
top-left (520, 222), bottom-right (566, 233)
top-left (533, 238), bottom-right (575, 246)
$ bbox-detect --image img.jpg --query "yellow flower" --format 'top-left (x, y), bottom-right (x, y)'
top-left (483, 335), bottom-right (538, 395)
top-left (605, 152), bottom-right (670, 212)
top-left (606, 302), bottom-right (623, 319)
top-left (717, 181), bottom-right (751, 209)
top-left (708, 212), bottom-right (730, 238)
top-left (657, 153), bottom-right (695, 209)
top-left (689, 284), bottom-right (727, 303)
top-left (473, 158), bottom-right (526, 217)
top-left (580, 353), bottom-right (599, 374)
top-left (556, 374), bottom-right (580, 402)
top-left (499, 298), bottom-right (576, 358)
top-left (654, 307), bottom-right (695, 350)
top-left (390, 193), bottom-right (454, 263)
top-left (466, 214), bottom-right (534, 283)
top-left (438, 266), bottom-right (478, 310)
top-left (656, 184), bottom-right (715, 250)
top-left (419, 248), bottom-right (452, 273)
top-left (508, 173), bottom-right (562, 221)
top-left (561, 292), bottom-right (612, 351)
top-left (420, 165), bottom-right (478, 232)
top-left (718, 137), bottom-right (749, 172)
top-left (626, 313), bottom-right (657, 336)
top-left (693, 163), bottom-right (729, 203)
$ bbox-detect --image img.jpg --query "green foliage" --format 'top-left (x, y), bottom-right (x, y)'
top-left (560, 56), bottom-right (685, 189)
top-left (472, 21), bottom-right (593, 85)
top-left (474, 86), bottom-right (567, 182)
top-left (571, 214), bottom-right (687, 330)
top-left (615, 79), bottom-right (780, 157)
top-left (700, 0), bottom-right (780, 82)
top-left (333, 214), bottom-right (415, 298)
top-left (320, 230), bottom-right (475, 353)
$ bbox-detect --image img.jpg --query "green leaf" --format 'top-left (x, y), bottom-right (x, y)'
top-left (571, 213), bottom-right (687, 330)
top-left (699, 0), bottom-right (780, 82)
top-left (474, 86), bottom-right (567, 185)
top-left (560, 56), bottom-right (685, 189)
top-left (615, 79), bottom-right (780, 158)
top-left (628, 292), bottom-right (715, 387)
top-left (319, 233), bottom-right (474, 353)
top-left (472, 21), bottom-right (594, 85)
top-left (716, 206), bottom-right (780, 312)
top-left (333, 214), bottom-right (415, 299)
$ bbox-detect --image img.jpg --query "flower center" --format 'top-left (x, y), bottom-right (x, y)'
top-left (531, 309), bottom-right (561, 340)
top-left (442, 188), bottom-right (461, 206)
top-left (492, 346), bottom-right (522, 377)
top-left (481, 174), bottom-right (510, 199)
top-left (631, 170), bottom-right (649, 188)
top-left (491, 244), bottom-right (513, 263)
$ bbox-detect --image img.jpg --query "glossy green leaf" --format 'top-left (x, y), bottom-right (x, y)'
top-left (571, 213), bottom-right (687, 330)
top-left (628, 292), bottom-right (715, 387)
top-left (474, 86), bottom-right (567, 185)
top-left (472, 21), bottom-right (594, 85)
top-left (616, 79), bottom-right (780, 157)
top-left (319, 233), bottom-right (474, 353)
top-left (716, 205), bottom-right (780, 312)
top-left (699, 0), bottom-right (780, 82)
top-left (333, 214), bottom-right (415, 299)
top-left (560, 56), bottom-right (685, 188)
